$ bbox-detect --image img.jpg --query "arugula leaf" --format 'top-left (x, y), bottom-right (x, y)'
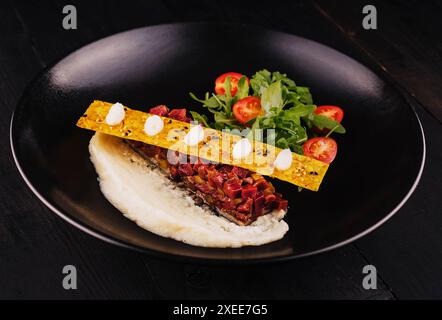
top-left (275, 121), bottom-right (308, 145)
top-left (189, 92), bottom-right (222, 111)
top-left (189, 91), bottom-right (236, 117)
top-left (190, 77), bottom-right (242, 130)
top-left (250, 69), bottom-right (272, 95)
top-left (307, 114), bottom-right (346, 134)
top-left (215, 93), bottom-right (236, 116)
top-left (223, 76), bottom-right (232, 97)
top-left (248, 108), bottom-right (308, 152)
top-left (284, 104), bottom-right (316, 122)
top-left (251, 69), bottom-right (313, 109)
top-left (189, 111), bottom-right (210, 127)
top-left (272, 71), bottom-right (297, 88)
top-left (261, 80), bottom-right (283, 113)
top-left (236, 76), bottom-right (249, 99)
top-left (214, 112), bottom-right (242, 129)
top-left (296, 86), bottom-right (313, 104)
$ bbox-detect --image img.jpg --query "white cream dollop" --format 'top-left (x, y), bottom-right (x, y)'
top-left (184, 125), bottom-right (204, 146)
top-left (144, 115), bottom-right (164, 136)
top-left (274, 148), bottom-right (293, 170)
top-left (105, 102), bottom-right (125, 125)
top-left (232, 138), bottom-right (252, 160)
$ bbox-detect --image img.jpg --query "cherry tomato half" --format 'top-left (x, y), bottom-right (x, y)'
top-left (314, 105), bottom-right (344, 122)
top-left (313, 105), bottom-right (344, 134)
top-left (232, 96), bottom-right (262, 124)
top-left (215, 72), bottom-right (249, 96)
top-left (303, 137), bottom-right (338, 164)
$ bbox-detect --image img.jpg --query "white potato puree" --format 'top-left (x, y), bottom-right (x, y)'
top-left (89, 133), bottom-right (289, 248)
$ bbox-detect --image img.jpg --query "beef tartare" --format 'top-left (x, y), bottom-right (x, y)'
top-left (126, 105), bottom-right (287, 226)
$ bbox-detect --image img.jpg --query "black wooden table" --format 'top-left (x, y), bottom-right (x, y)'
top-left (1, 0), bottom-right (441, 299)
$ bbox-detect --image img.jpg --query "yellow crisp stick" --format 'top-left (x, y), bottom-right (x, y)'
top-left (77, 100), bottom-right (329, 191)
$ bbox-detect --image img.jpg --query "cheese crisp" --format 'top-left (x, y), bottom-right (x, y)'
top-left (77, 100), bottom-right (329, 191)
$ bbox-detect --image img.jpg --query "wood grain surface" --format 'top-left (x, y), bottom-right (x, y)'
top-left (0, 0), bottom-right (440, 299)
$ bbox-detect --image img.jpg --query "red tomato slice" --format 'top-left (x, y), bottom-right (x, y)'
top-left (303, 137), bottom-right (338, 164)
top-left (232, 96), bottom-right (262, 125)
top-left (313, 106), bottom-right (344, 134)
top-left (215, 72), bottom-right (249, 96)
top-left (314, 105), bottom-right (344, 122)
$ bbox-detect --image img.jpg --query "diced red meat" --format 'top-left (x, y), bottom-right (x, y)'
top-left (242, 177), bottom-right (253, 185)
top-left (196, 164), bottom-right (207, 179)
top-left (218, 165), bottom-right (232, 174)
top-left (264, 194), bottom-right (277, 204)
top-left (149, 105), bottom-right (169, 116)
top-left (209, 172), bottom-right (225, 188)
top-left (236, 212), bottom-right (251, 222)
top-left (178, 163), bottom-right (194, 176)
top-left (253, 178), bottom-right (270, 190)
top-left (232, 166), bottom-right (249, 178)
top-left (275, 199), bottom-right (288, 211)
top-left (237, 198), bottom-right (253, 214)
top-left (192, 162), bottom-right (202, 170)
top-left (226, 173), bottom-right (241, 185)
top-left (183, 176), bottom-right (195, 188)
top-left (169, 166), bottom-right (180, 180)
top-left (223, 180), bottom-right (242, 198)
top-left (195, 183), bottom-right (213, 194)
top-left (213, 188), bottom-right (226, 201)
top-left (241, 185), bottom-right (257, 199)
top-left (220, 197), bottom-right (237, 211)
top-left (168, 108), bottom-right (191, 122)
top-left (254, 193), bottom-right (266, 216)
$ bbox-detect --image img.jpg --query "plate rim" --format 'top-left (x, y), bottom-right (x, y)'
top-left (9, 22), bottom-right (427, 264)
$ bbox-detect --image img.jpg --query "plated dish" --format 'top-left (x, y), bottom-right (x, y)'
top-left (10, 23), bottom-right (425, 262)
top-left (76, 70), bottom-right (346, 247)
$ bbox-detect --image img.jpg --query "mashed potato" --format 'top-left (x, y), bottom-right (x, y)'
top-left (89, 133), bottom-right (289, 248)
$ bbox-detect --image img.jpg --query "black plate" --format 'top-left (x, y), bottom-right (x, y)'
top-left (10, 23), bottom-right (425, 263)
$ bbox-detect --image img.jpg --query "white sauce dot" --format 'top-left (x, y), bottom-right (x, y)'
top-left (232, 138), bottom-right (252, 160)
top-left (105, 102), bottom-right (125, 125)
top-left (184, 125), bottom-right (204, 146)
top-left (274, 148), bottom-right (293, 170)
top-left (144, 115), bottom-right (164, 136)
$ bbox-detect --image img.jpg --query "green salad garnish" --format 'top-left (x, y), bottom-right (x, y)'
top-left (190, 69), bottom-right (345, 155)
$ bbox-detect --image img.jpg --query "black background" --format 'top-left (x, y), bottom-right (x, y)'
top-left (0, 0), bottom-right (441, 299)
